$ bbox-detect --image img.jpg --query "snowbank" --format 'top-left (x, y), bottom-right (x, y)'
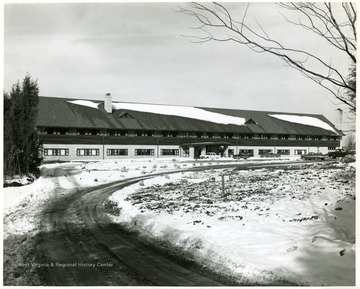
top-left (109, 164), bottom-right (355, 286)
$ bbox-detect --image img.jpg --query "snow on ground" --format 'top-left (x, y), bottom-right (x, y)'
top-left (108, 163), bottom-right (355, 286)
top-left (269, 114), bottom-right (337, 133)
top-left (3, 157), bottom-right (355, 286)
top-left (3, 158), bottom-right (243, 236)
top-left (1, 156), bottom-right (310, 238)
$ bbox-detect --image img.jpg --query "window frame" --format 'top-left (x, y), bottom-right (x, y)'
top-left (76, 149), bottom-right (100, 156)
top-left (160, 149), bottom-right (179, 156)
top-left (44, 148), bottom-right (69, 156)
top-left (134, 149), bottom-right (155, 156)
top-left (107, 149), bottom-right (128, 156)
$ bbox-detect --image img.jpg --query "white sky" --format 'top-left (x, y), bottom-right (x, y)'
top-left (3, 1), bottom-right (355, 130)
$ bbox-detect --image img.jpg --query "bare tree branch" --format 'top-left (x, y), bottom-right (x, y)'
top-left (178, 2), bottom-right (356, 114)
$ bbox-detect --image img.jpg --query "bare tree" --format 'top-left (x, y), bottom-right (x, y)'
top-left (179, 2), bottom-right (356, 114)
top-left (343, 134), bottom-right (356, 151)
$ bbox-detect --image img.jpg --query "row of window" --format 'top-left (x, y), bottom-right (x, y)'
top-left (44, 148), bottom-right (180, 157)
top-left (42, 128), bottom-right (340, 141)
top-left (227, 149), bottom-right (306, 156)
top-left (43, 148), bottom-right (330, 157)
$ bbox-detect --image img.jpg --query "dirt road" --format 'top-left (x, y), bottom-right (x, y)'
top-left (34, 173), bottom-right (234, 286)
top-left (28, 161), bottom-right (328, 285)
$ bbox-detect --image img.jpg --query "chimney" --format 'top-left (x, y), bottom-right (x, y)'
top-left (104, 93), bottom-right (112, 114)
top-left (336, 108), bottom-right (343, 131)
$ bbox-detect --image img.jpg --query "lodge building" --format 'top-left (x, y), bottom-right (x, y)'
top-left (37, 94), bottom-right (342, 162)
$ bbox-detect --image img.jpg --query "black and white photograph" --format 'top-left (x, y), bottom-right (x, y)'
top-left (3, 1), bottom-right (356, 286)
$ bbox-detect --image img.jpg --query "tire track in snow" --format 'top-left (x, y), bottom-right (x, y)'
top-left (35, 160), bottom-right (332, 285)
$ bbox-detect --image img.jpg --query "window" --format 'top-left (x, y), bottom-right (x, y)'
top-left (170, 131), bottom-right (179, 137)
top-left (260, 134), bottom-right (271, 139)
top-left (259, 149), bottom-right (272, 155)
top-left (161, 131), bottom-right (178, 137)
top-left (44, 149), bottom-right (69, 156)
top-left (182, 146), bottom-right (189, 157)
top-left (161, 131), bottom-right (170, 137)
top-left (295, 149), bottom-right (307, 155)
top-left (78, 129), bottom-right (99, 136)
top-left (239, 149), bottom-right (254, 156)
top-left (77, 149), bottom-right (99, 156)
top-left (311, 136), bottom-right (322, 140)
top-left (179, 132), bottom-right (190, 138)
top-left (188, 132), bottom-right (197, 138)
top-left (109, 130), bottom-right (128, 136)
top-left (136, 130), bottom-right (155, 137)
top-left (296, 135), bottom-right (307, 140)
top-left (107, 149), bottom-right (128, 156)
top-left (135, 149), bottom-right (154, 156)
top-left (44, 127), bottom-right (69, 135)
top-left (240, 134), bottom-right (253, 139)
top-left (279, 135), bottom-right (289, 140)
top-left (277, 149), bottom-right (290, 155)
top-left (161, 149), bottom-right (179, 156)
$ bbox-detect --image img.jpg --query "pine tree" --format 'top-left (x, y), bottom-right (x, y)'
top-left (4, 91), bottom-right (15, 175)
top-left (3, 74), bottom-right (42, 177)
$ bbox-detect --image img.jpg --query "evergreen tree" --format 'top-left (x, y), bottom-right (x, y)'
top-left (3, 74), bottom-right (42, 177)
top-left (4, 91), bottom-right (15, 175)
top-left (346, 65), bottom-right (356, 115)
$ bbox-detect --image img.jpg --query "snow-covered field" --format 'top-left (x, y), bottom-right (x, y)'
top-left (108, 162), bottom-right (356, 286)
top-left (4, 157), bottom-right (251, 235)
top-left (3, 157), bottom-right (356, 286)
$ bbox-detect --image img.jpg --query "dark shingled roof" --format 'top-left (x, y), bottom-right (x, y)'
top-left (37, 97), bottom-right (341, 136)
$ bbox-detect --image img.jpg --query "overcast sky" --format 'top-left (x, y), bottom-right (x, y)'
top-left (4, 2), bottom-right (354, 130)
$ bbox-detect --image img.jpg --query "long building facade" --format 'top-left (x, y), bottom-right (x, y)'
top-left (37, 95), bottom-right (342, 162)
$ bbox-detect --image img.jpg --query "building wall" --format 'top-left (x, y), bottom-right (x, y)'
top-left (42, 144), bottom-right (182, 162)
top-left (42, 142), bottom-right (336, 162)
top-left (227, 145), bottom-right (328, 157)
top-left (41, 134), bottom-right (340, 148)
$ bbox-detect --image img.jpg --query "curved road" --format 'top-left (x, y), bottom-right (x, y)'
top-left (35, 161), bottom-right (328, 285)
top-left (36, 174), bottom-right (232, 286)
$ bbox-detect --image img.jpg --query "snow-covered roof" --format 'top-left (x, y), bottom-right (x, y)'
top-left (112, 102), bottom-right (246, 126)
top-left (37, 97), bottom-right (341, 137)
top-left (66, 100), bottom-right (246, 126)
top-left (67, 100), bottom-right (100, 109)
top-left (269, 114), bottom-right (337, 133)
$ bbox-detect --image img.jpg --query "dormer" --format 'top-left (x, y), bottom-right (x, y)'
top-left (245, 118), bottom-right (258, 125)
top-left (118, 112), bottom-right (135, 119)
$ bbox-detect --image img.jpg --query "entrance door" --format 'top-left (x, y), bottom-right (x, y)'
top-left (194, 147), bottom-right (202, 159)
